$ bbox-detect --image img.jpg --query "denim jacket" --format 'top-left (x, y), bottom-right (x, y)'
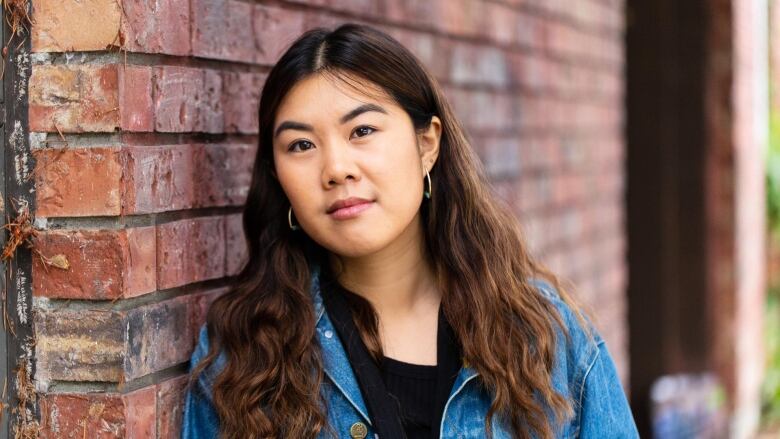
top-left (181, 266), bottom-right (639, 438)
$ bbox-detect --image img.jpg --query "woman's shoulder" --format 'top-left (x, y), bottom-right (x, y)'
top-left (527, 277), bottom-right (604, 378)
top-left (528, 277), bottom-right (639, 437)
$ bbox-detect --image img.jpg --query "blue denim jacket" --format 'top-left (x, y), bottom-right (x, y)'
top-left (182, 266), bottom-right (639, 438)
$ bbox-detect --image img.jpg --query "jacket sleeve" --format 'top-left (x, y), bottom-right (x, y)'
top-left (578, 340), bottom-right (639, 438)
top-left (181, 325), bottom-right (221, 439)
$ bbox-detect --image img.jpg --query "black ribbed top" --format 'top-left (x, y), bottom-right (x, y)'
top-left (381, 356), bottom-right (438, 439)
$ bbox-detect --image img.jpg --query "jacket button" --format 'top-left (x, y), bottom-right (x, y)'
top-left (349, 421), bottom-right (368, 438)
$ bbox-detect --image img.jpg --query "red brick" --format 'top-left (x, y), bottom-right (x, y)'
top-left (125, 386), bottom-right (157, 439)
top-left (153, 67), bottom-right (201, 132)
top-left (40, 392), bottom-right (126, 438)
top-left (118, 67), bottom-right (154, 132)
top-left (122, 143), bottom-right (255, 214)
top-left (191, 0), bottom-right (228, 60)
top-left (34, 146), bottom-right (123, 217)
top-left (122, 144), bottom-right (196, 213)
top-left (30, 65), bottom-right (119, 132)
top-left (385, 29), bottom-right (450, 80)
top-left (36, 143), bottom-right (256, 217)
top-left (190, 288), bottom-right (229, 342)
top-left (253, 4), bottom-right (306, 65)
top-left (29, 65), bottom-right (153, 133)
top-left (194, 143), bottom-right (257, 208)
top-left (433, 0), bottom-right (481, 37)
top-left (200, 70), bottom-right (224, 133)
top-left (39, 386), bottom-right (157, 439)
top-left (449, 43), bottom-right (509, 87)
top-left (157, 375), bottom-right (189, 439)
top-left (225, 213), bottom-right (247, 276)
top-left (191, 0), bottom-right (255, 62)
top-left (120, 0), bottom-right (191, 56)
top-left (32, 227), bottom-right (156, 300)
top-left (224, 0), bottom-right (256, 62)
top-left (32, 0), bottom-right (122, 52)
top-left (157, 216), bottom-right (226, 289)
top-left (325, 0), bottom-right (382, 16)
top-left (446, 88), bottom-right (516, 132)
top-left (222, 71), bottom-right (265, 134)
top-left (153, 67), bottom-right (223, 133)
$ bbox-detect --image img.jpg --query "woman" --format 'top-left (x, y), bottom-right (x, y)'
top-left (182, 23), bottom-right (638, 439)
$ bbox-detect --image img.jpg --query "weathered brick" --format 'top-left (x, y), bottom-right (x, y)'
top-left (194, 143), bottom-right (256, 208)
top-left (35, 143), bottom-right (255, 217)
top-left (157, 375), bottom-right (189, 439)
top-left (30, 65), bottom-right (119, 132)
top-left (39, 386), bottom-right (157, 439)
top-left (122, 144), bottom-right (196, 213)
top-left (35, 295), bottom-right (198, 384)
top-left (29, 65), bottom-right (153, 133)
top-left (447, 87), bottom-right (516, 132)
top-left (157, 216), bottom-right (226, 289)
top-left (449, 43), bottom-right (509, 87)
top-left (433, 0), bottom-right (481, 37)
top-left (191, 0), bottom-right (228, 60)
top-left (386, 29), bottom-right (450, 80)
top-left (35, 309), bottom-right (126, 383)
top-left (123, 143), bottom-right (255, 214)
top-left (34, 146), bottom-right (123, 217)
top-left (153, 66), bottom-right (223, 133)
top-left (126, 295), bottom-right (193, 379)
top-left (118, 67), bottom-right (154, 132)
top-left (190, 288), bottom-right (229, 343)
top-left (253, 4), bottom-right (306, 65)
top-left (121, 0), bottom-right (191, 56)
top-left (191, 0), bottom-right (255, 62)
top-left (33, 0), bottom-right (192, 56)
top-left (222, 71), bottom-right (265, 134)
top-left (225, 213), bottom-right (247, 276)
top-left (32, 227), bottom-right (156, 300)
top-left (32, 0), bottom-right (122, 52)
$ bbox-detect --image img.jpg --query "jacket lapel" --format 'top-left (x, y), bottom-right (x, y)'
top-left (310, 263), bottom-right (373, 426)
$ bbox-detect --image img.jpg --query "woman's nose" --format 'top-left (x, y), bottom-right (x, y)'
top-left (321, 141), bottom-right (360, 187)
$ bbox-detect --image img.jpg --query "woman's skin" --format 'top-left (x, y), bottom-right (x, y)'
top-left (272, 72), bottom-right (443, 365)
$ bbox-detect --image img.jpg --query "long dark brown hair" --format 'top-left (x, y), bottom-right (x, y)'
top-left (190, 23), bottom-right (589, 439)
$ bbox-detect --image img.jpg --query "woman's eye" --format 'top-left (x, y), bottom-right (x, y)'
top-left (352, 126), bottom-right (376, 138)
top-left (288, 140), bottom-right (314, 152)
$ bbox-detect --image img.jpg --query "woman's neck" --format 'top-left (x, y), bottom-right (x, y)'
top-left (327, 214), bottom-right (440, 322)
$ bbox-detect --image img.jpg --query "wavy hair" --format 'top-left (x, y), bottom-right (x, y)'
top-left (189, 23), bottom-right (588, 439)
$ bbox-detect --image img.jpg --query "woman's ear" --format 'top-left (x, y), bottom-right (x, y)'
top-left (418, 115), bottom-right (442, 172)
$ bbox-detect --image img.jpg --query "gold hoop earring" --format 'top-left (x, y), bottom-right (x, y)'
top-left (288, 206), bottom-right (300, 231)
top-left (424, 169), bottom-right (432, 199)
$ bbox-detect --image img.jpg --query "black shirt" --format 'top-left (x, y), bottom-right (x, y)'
top-left (381, 356), bottom-right (438, 438)
top-left (319, 266), bottom-right (462, 439)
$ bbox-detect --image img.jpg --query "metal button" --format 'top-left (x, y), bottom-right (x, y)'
top-left (324, 330), bottom-right (333, 339)
top-left (349, 421), bottom-right (368, 439)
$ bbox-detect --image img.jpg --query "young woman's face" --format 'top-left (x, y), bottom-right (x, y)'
top-left (272, 73), bottom-right (440, 258)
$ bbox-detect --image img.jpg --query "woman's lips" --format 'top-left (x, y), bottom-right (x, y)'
top-left (328, 200), bottom-right (374, 220)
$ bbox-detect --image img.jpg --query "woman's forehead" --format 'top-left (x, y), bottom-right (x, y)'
top-left (275, 72), bottom-right (398, 122)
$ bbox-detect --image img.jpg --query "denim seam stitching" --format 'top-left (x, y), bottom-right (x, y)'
top-left (576, 340), bottom-right (605, 438)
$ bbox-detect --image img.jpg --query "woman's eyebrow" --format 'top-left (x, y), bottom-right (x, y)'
top-left (274, 103), bottom-right (388, 138)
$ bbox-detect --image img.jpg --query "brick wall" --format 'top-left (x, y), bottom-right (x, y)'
top-left (708, 0), bottom-right (768, 436)
top-left (25, 0), bottom-right (626, 436)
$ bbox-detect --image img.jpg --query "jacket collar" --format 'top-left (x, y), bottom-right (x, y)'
top-left (309, 263), bottom-right (480, 426)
